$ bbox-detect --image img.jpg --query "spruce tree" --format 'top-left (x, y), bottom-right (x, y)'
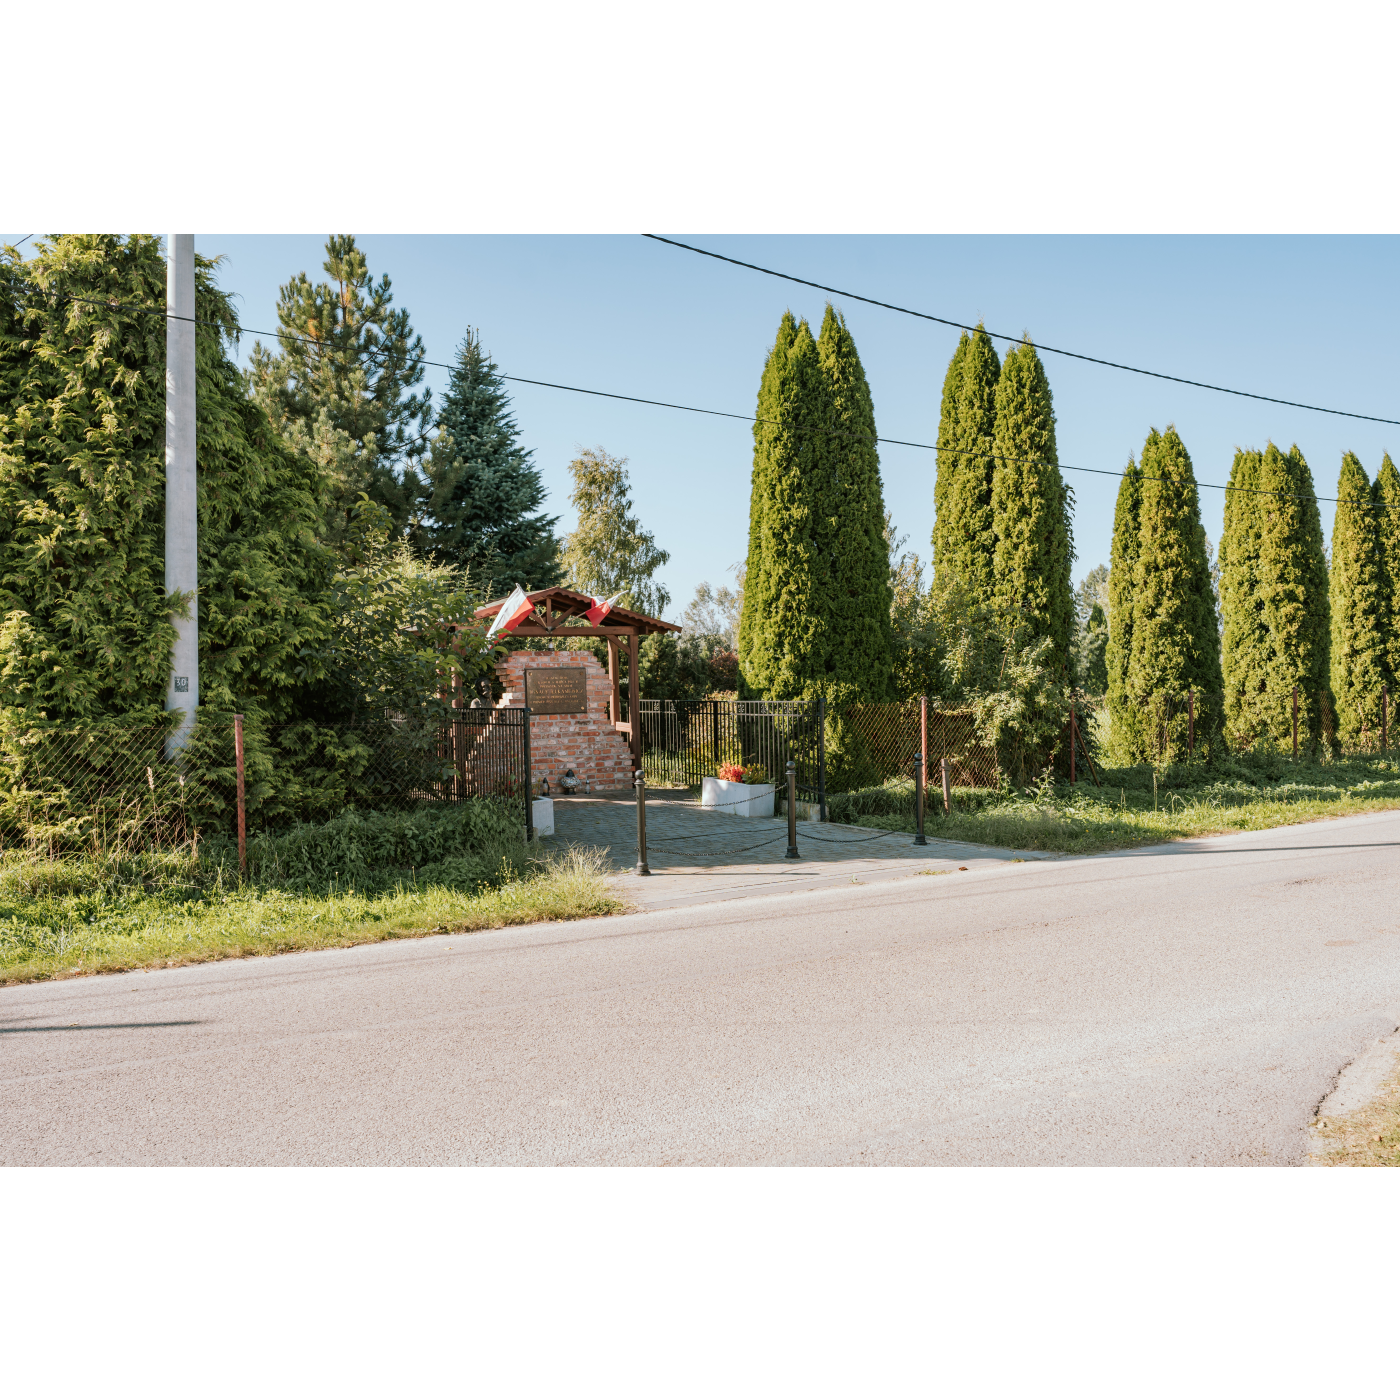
top-left (1375, 453), bottom-right (1400, 687)
top-left (414, 328), bottom-right (559, 593)
top-left (932, 325), bottom-right (1000, 600)
top-left (1105, 457), bottom-right (1143, 756)
top-left (1221, 443), bottom-right (1332, 752)
top-left (1124, 427), bottom-right (1224, 756)
top-left (738, 312), bottom-right (826, 699)
top-left (248, 235), bottom-right (431, 545)
top-left (990, 338), bottom-right (1074, 672)
top-left (1329, 453), bottom-right (1390, 744)
top-left (812, 305), bottom-right (894, 701)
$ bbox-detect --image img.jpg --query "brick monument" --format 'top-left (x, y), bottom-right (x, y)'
top-left (495, 650), bottom-right (635, 793)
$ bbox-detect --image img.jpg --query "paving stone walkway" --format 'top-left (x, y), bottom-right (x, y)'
top-left (540, 790), bottom-right (1056, 910)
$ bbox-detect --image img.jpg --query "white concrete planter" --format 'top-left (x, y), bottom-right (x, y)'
top-left (531, 797), bottom-right (554, 838)
top-left (700, 776), bottom-right (776, 818)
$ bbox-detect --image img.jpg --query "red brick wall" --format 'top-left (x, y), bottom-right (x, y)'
top-left (494, 650), bottom-right (634, 793)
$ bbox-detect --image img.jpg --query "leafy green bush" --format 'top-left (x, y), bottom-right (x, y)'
top-left (200, 799), bottom-right (525, 893)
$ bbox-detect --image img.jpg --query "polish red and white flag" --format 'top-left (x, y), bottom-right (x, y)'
top-left (486, 585), bottom-right (535, 638)
top-left (584, 591), bottom-right (624, 625)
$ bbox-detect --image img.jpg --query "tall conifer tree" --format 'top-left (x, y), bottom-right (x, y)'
top-left (1221, 443), bottom-right (1331, 752)
top-left (1105, 457), bottom-right (1143, 753)
top-left (813, 305), bottom-right (894, 701)
top-left (932, 326), bottom-right (1000, 599)
top-left (1124, 427), bottom-right (1223, 755)
top-left (1329, 453), bottom-right (1391, 743)
top-left (738, 313), bottom-right (826, 698)
top-left (414, 329), bottom-right (559, 592)
top-left (1375, 453), bottom-right (1400, 687)
top-left (990, 339), bottom-right (1074, 671)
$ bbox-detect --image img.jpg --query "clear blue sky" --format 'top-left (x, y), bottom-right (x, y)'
top-left (15, 234), bottom-right (1400, 617)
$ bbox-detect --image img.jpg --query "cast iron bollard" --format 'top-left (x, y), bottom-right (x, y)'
top-left (634, 768), bottom-right (650, 876)
top-left (784, 760), bottom-right (800, 860)
top-left (913, 748), bottom-right (927, 846)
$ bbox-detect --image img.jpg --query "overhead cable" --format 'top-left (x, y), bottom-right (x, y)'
top-left (642, 233), bottom-right (1400, 428)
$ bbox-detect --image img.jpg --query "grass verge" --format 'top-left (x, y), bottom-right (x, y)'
top-left (832, 754), bottom-right (1400, 855)
top-left (1312, 1054), bottom-right (1400, 1167)
top-left (0, 846), bottom-right (628, 986)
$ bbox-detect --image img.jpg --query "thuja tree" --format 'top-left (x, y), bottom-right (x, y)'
top-left (0, 234), bottom-right (331, 727)
top-left (812, 305), bottom-right (894, 702)
top-left (1221, 443), bottom-right (1332, 753)
top-left (248, 235), bottom-right (432, 545)
top-left (1123, 427), bottom-right (1224, 760)
top-left (990, 338), bottom-right (1074, 673)
top-left (1375, 453), bottom-right (1400, 686)
top-left (414, 328), bottom-right (560, 594)
top-left (1329, 453), bottom-right (1391, 744)
top-left (738, 312), bottom-right (827, 699)
top-left (932, 325), bottom-right (1000, 600)
top-left (1105, 456), bottom-right (1143, 754)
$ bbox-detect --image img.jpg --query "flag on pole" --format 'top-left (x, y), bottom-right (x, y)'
top-left (486, 585), bottom-right (535, 638)
top-left (585, 591), bottom-right (624, 625)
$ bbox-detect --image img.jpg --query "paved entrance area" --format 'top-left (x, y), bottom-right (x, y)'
top-left (541, 790), bottom-right (1052, 909)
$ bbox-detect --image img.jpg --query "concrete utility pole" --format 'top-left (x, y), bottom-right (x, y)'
top-left (165, 234), bottom-right (198, 758)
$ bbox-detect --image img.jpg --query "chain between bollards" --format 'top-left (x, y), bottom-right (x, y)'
top-left (634, 768), bottom-right (651, 875)
top-left (784, 760), bottom-right (800, 860)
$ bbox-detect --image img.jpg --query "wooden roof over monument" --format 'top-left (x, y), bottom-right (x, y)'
top-left (473, 586), bottom-right (680, 638)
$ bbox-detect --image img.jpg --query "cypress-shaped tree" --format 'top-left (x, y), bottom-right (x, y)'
top-left (1222, 443), bottom-right (1332, 752)
top-left (1375, 453), bottom-right (1400, 688)
top-left (813, 305), bottom-right (894, 702)
top-left (414, 329), bottom-right (560, 593)
top-left (1329, 453), bottom-right (1391, 744)
top-left (1123, 427), bottom-right (1224, 757)
top-left (1105, 457), bottom-right (1143, 756)
top-left (738, 312), bottom-right (826, 698)
top-left (932, 325), bottom-right (1000, 600)
top-left (1220, 449), bottom-right (1268, 745)
top-left (990, 338), bottom-right (1074, 672)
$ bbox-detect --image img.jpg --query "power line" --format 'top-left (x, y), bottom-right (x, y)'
top-left (10, 282), bottom-right (1396, 515)
top-left (642, 234), bottom-right (1400, 429)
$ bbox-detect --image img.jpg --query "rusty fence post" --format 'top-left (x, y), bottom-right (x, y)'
top-left (1188, 688), bottom-right (1195, 759)
top-left (1069, 698), bottom-right (1076, 785)
top-left (234, 713), bottom-right (247, 878)
top-left (1293, 686), bottom-right (1299, 761)
top-left (941, 755), bottom-right (952, 816)
top-left (1383, 685), bottom-right (1390, 754)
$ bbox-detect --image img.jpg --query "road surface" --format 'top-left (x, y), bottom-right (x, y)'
top-left (3, 809), bottom-right (1398, 1166)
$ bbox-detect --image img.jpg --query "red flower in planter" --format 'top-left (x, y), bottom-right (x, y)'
top-left (716, 763), bottom-right (746, 783)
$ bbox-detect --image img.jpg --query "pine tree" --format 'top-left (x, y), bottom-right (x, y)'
top-left (414, 328), bottom-right (559, 593)
top-left (248, 235), bottom-right (431, 545)
top-left (1124, 427), bottom-right (1224, 756)
top-left (1221, 443), bottom-right (1332, 752)
top-left (1329, 453), bottom-right (1391, 744)
top-left (990, 338), bottom-right (1074, 672)
top-left (1105, 457), bottom-right (1143, 755)
top-left (1375, 452), bottom-right (1400, 688)
top-left (0, 234), bottom-right (331, 725)
top-left (559, 447), bottom-right (669, 617)
top-left (932, 325), bottom-right (1000, 600)
top-left (738, 312), bottom-right (826, 699)
top-left (812, 305), bottom-right (894, 701)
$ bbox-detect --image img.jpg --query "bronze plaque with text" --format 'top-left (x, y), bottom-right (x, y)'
top-left (524, 667), bottom-right (588, 716)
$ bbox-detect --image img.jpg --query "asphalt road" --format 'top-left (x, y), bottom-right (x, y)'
top-left (4, 810), bottom-right (1399, 1167)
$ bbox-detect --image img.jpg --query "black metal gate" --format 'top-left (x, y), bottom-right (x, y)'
top-left (637, 698), bottom-right (825, 811)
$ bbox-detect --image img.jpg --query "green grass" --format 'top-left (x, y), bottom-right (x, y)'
top-left (828, 752), bottom-right (1400, 855)
top-left (0, 801), bottom-right (630, 985)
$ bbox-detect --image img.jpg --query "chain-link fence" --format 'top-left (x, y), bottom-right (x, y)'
top-left (0, 709), bottom-right (532, 856)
